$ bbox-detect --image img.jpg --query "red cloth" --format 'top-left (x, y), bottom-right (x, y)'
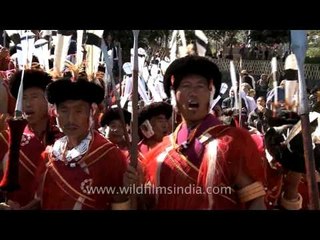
top-left (264, 162), bottom-right (283, 209)
top-left (138, 140), bottom-right (149, 156)
top-left (0, 78), bottom-right (16, 115)
top-left (138, 140), bottom-right (162, 156)
top-left (298, 179), bottom-right (310, 209)
top-left (142, 114), bottom-right (266, 209)
top-left (0, 58), bottom-right (15, 71)
top-left (138, 139), bottom-right (164, 165)
top-left (38, 131), bottom-right (127, 210)
top-left (0, 125), bottom-right (50, 206)
top-left (250, 133), bottom-right (280, 209)
top-left (117, 145), bottom-right (130, 164)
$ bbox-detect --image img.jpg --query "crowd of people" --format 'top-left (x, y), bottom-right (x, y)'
top-left (0, 30), bottom-right (319, 210)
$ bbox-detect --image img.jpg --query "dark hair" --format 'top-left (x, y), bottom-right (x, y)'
top-left (100, 107), bottom-right (131, 127)
top-left (9, 69), bottom-right (52, 99)
top-left (138, 102), bottom-right (172, 127)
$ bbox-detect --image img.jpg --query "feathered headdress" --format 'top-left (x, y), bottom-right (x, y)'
top-left (85, 30), bottom-right (104, 80)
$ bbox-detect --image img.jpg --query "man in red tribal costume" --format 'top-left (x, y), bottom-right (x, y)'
top-left (26, 78), bottom-right (129, 210)
top-left (0, 69), bottom-right (61, 208)
top-left (99, 106), bottom-right (131, 159)
top-left (128, 55), bottom-right (267, 210)
top-left (0, 47), bottom-right (16, 115)
top-left (264, 112), bottom-right (320, 210)
top-left (137, 101), bottom-right (172, 157)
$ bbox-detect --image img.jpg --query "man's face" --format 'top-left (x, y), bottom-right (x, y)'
top-left (57, 100), bottom-right (90, 139)
top-left (149, 114), bottom-right (170, 142)
top-left (241, 84), bottom-right (250, 94)
top-left (175, 75), bottom-right (212, 124)
top-left (107, 119), bottom-right (125, 144)
top-left (261, 74), bottom-right (268, 82)
top-left (0, 48), bottom-right (10, 60)
top-left (106, 35), bottom-right (112, 43)
top-left (22, 87), bottom-right (48, 125)
top-left (257, 97), bottom-right (266, 108)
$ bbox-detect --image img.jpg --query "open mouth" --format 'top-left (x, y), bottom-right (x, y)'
top-left (24, 111), bottom-right (35, 116)
top-left (188, 100), bottom-right (199, 110)
top-left (65, 126), bottom-right (78, 131)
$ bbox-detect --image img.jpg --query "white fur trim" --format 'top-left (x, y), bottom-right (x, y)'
top-left (208, 88), bottom-right (216, 112)
top-left (265, 149), bottom-right (274, 163)
top-left (52, 132), bottom-right (92, 164)
top-left (170, 89), bottom-right (176, 108)
top-left (155, 146), bottom-right (173, 204)
top-left (79, 161), bottom-right (89, 175)
top-left (205, 139), bottom-right (218, 209)
top-left (73, 196), bottom-right (85, 210)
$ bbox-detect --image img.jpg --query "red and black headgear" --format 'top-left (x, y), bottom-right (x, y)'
top-left (45, 77), bottom-right (104, 106)
top-left (163, 55), bottom-right (222, 99)
top-left (100, 107), bottom-right (131, 127)
top-left (138, 101), bottom-right (172, 127)
top-left (9, 69), bottom-right (52, 99)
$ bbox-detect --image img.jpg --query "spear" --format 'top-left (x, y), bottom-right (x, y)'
top-left (238, 68), bottom-right (242, 127)
top-left (291, 30), bottom-right (320, 209)
top-left (271, 57), bottom-right (278, 105)
top-left (237, 59), bottom-right (243, 127)
top-left (169, 30), bottom-right (178, 129)
top-left (270, 56), bottom-right (278, 117)
top-left (230, 60), bottom-right (239, 111)
top-left (210, 82), bottom-right (228, 110)
top-left (169, 30), bottom-right (178, 63)
top-left (0, 69), bottom-right (28, 194)
top-left (130, 30), bottom-right (139, 169)
top-left (76, 30), bottom-right (84, 67)
top-left (101, 36), bottom-right (131, 153)
top-left (118, 42), bottom-right (123, 96)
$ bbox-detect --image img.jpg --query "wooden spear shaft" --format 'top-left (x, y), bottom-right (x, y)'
top-left (100, 38), bottom-right (131, 152)
top-left (291, 30), bottom-right (320, 209)
top-left (238, 58), bottom-right (243, 127)
top-left (118, 42), bottom-right (123, 96)
top-left (130, 30), bottom-right (140, 169)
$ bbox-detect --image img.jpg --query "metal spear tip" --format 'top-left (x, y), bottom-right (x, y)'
top-left (290, 30), bottom-right (308, 49)
top-left (13, 110), bottom-right (24, 120)
top-left (132, 30), bottom-right (140, 36)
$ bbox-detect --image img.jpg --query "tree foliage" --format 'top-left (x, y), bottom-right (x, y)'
top-left (105, 30), bottom-right (171, 62)
top-left (306, 30), bottom-right (320, 63)
top-left (249, 30), bottom-right (290, 45)
top-left (106, 30), bottom-right (320, 63)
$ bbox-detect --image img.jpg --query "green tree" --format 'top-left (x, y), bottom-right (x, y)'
top-left (105, 30), bottom-right (172, 62)
top-left (249, 30), bottom-right (290, 45)
top-left (306, 30), bottom-right (320, 63)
